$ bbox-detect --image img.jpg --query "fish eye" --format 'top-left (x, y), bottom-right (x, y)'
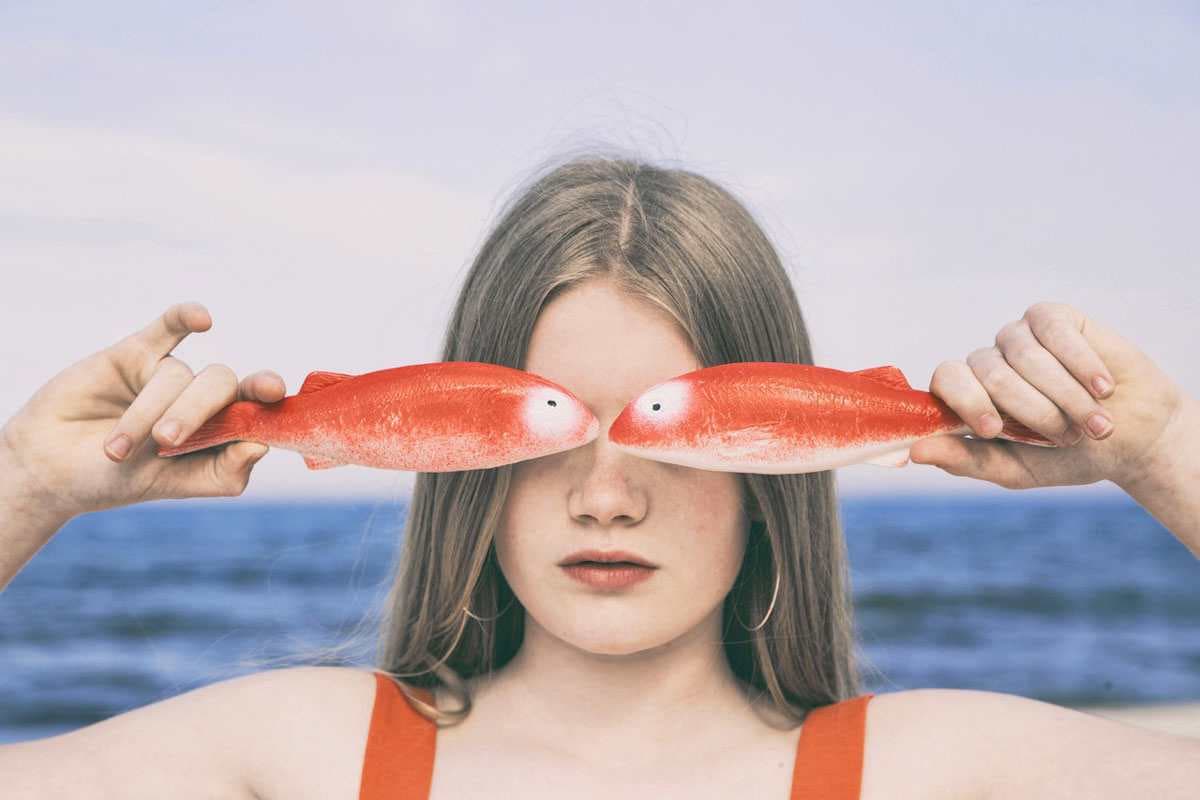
top-left (524, 388), bottom-right (576, 438)
top-left (636, 380), bottom-right (689, 420)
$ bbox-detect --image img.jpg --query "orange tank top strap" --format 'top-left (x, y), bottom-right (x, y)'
top-left (788, 693), bottom-right (876, 800)
top-left (359, 672), bottom-right (438, 800)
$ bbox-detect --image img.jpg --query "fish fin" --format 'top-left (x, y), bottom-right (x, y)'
top-left (298, 370), bottom-right (355, 396)
top-left (864, 446), bottom-right (911, 467)
top-left (302, 452), bottom-right (349, 470)
top-left (157, 402), bottom-right (257, 457)
top-left (854, 365), bottom-right (913, 391)
top-left (996, 413), bottom-right (1057, 447)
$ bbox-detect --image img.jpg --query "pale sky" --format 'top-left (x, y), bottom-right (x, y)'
top-left (2, 2), bottom-right (1196, 499)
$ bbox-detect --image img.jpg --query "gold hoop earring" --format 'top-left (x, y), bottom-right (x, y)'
top-left (463, 594), bottom-right (516, 622)
top-left (734, 569), bottom-right (781, 631)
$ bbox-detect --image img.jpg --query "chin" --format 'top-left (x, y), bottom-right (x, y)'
top-left (565, 630), bottom-right (669, 657)
top-left (546, 608), bottom-right (704, 657)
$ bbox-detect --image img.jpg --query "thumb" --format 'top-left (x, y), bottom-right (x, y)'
top-left (211, 441), bottom-right (269, 495)
top-left (908, 434), bottom-right (1032, 488)
top-left (239, 441), bottom-right (270, 463)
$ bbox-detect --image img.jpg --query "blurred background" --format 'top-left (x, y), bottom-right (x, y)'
top-left (2, 2), bottom-right (1198, 742)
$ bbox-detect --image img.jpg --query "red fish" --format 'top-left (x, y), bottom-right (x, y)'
top-left (607, 362), bottom-right (1056, 474)
top-left (157, 362), bottom-right (600, 472)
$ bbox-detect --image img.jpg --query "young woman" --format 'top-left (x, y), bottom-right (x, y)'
top-left (2, 154), bottom-right (1198, 799)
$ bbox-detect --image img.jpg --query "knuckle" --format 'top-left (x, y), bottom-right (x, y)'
top-left (934, 358), bottom-right (964, 376)
top-left (1045, 321), bottom-right (1079, 354)
top-left (1034, 303), bottom-right (1080, 335)
top-left (977, 365), bottom-right (1011, 396)
top-left (201, 363), bottom-right (239, 390)
top-left (1005, 343), bottom-right (1039, 365)
top-left (930, 360), bottom-right (962, 390)
top-left (999, 320), bottom-right (1038, 351)
top-left (966, 346), bottom-right (996, 370)
top-left (1024, 302), bottom-right (1050, 320)
top-left (121, 337), bottom-right (158, 369)
top-left (157, 355), bottom-right (193, 381)
top-left (994, 321), bottom-right (1022, 347)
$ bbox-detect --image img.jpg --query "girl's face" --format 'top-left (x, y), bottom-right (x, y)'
top-left (495, 279), bottom-right (753, 654)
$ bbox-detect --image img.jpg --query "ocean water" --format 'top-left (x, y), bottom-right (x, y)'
top-left (1, 491), bottom-right (1198, 743)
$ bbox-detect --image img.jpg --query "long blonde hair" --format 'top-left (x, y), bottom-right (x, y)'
top-left (356, 148), bottom-right (875, 726)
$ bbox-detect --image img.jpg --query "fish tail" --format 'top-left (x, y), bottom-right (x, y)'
top-left (996, 412), bottom-right (1056, 447)
top-left (156, 401), bottom-right (261, 457)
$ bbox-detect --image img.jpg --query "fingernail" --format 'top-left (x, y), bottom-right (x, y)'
top-left (1087, 413), bottom-right (1112, 438)
top-left (158, 420), bottom-right (182, 444)
top-left (106, 434), bottom-right (131, 459)
top-left (1065, 425), bottom-right (1085, 446)
top-left (1092, 376), bottom-right (1113, 397)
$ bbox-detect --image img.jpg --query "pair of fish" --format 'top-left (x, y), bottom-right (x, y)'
top-left (157, 361), bottom-right (1055, 474)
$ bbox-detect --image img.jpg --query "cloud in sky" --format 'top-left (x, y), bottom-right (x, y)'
top-left (2, 3), bottom-right (1196, 497)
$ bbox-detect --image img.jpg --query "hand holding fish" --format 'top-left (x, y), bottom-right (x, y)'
top-left (0, 302), bottom-right (285, 519)
top-left (908, 301), bottom-right (1197, 493)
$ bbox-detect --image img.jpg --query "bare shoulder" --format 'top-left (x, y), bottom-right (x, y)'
top-left (863, 687), bottom-right (1200, 800)
top-left (240, 665), bottom-right (379, 800)
top-left (859, 689), bottom-right (988, 800)
top-left (0, 664), bottom-right (377, 800)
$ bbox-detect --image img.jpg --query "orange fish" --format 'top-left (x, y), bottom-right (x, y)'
top-left (157, 362), bottom-right (600, 471)
top-left (607, 362), bottom-right (1056, 474)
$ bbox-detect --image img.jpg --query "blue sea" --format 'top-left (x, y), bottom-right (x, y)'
top-left (2, 491), bottom-right (1198, 744)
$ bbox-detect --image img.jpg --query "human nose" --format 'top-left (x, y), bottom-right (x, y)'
top-left (567, 416), bottom-right (648, 527)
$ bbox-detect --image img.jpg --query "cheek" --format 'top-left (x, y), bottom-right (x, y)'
top-left (689, 479), bottom-right (752, 587)
top-left (493, 470), bottom-right (543, 584)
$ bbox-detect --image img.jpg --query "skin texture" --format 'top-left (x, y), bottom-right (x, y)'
top-left (911, 300), bottom-right (1200, 558)
top-left (462, 277), bottom-right (770, 770)
top-left (5, 296), bottom-right (1199, 797)
top-left (910, 301), bottom-right (1187, 491)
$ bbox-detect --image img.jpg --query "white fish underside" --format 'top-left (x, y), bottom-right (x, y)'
top-left (616, 425), bottom-right (971, 474)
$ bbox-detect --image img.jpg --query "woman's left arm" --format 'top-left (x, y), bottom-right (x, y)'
top-left (909, 301), bottom-right (1200, 558)
top-left (1113, 393), bottom-right (1200, 558)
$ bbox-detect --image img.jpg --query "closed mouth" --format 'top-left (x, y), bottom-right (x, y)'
top-left (558, 549), bottom-right (659, 568)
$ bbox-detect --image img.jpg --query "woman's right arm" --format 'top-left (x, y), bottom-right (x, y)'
top-left (0, 302), bottom-right (329, 799)
top-left (0, 664), bottom-right (379, 800)
top-left (0, 436), bottom-right (77, 591)
top-left (0, 301), bottom-right (282, 591)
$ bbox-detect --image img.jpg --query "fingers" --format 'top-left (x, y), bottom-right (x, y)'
top-left (149, 364), bottom-right (240, 448)
top-left (164, 440), bottom-right (270, 498)
top-left (909, 435), bottom-right (1037, 490)
top-left (999, 314), bottom-right (1114, 440)
top-left (1024, 302), bottom-right (1117, 398)
top-left (103, 360), bottom-right (260, 462)
top-left (103, 356), bottom-right (195, 461)
top-left (967, 345), bottom-right (1083, 447)
top-left (930, 360), bottom-right (1006, 439)
top-left (112, 303), bottom-right (212, 388)
top-left (135, 302), bottom-right (212, 357)
top-left (237, 370), bottom-right (286, 402)
top-left (910, 430), bottom-right (1103, 489)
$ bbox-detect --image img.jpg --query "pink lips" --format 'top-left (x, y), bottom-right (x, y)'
top-left (558, 549), bottom-right (657, 568)
top-left (561, 563), bottom-right (657, 589)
